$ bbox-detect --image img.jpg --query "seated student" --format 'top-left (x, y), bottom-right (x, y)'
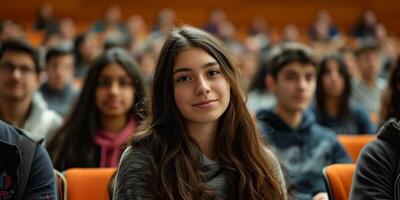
top-left (350, 39), bottom-right (385, 115)
top-left (40, 46), bottom-right (78, 117)
top-left (0, 120), bottom-right (56, 199)
top-left (349, 118), bottom-right (400, 199)
top-left (313, 54), bottom-right (375, 134)
top-left (47, 48), bottom-right (148, 171)
top-left (113, 26), bottom-right (287, 200)
top-left (256, 43), bottom-right (352, 200)
top-left (0, 39), bottom-right (62, 139)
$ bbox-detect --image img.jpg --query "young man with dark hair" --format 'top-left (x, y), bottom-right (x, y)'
top-left (351, 39), bottom-right (385, 114)
top-left (0, 39), bottom-right (61, 139)
top-left (40, 46), bottom-right (77, 117)
top-left (257, 42), bottom-right (351, 200)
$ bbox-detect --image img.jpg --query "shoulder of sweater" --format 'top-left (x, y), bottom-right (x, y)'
top-left (363, 139), bottom-right (396, 156)
top-left (27, 108), bottom-right (62, 128)
top-left (119, 146), bottom-right (156, 173)
top-left (357, 138), bottom-right (398, 174)
top-left (263, 147), bottom-right (278, 164)
top-left (114, 146), bottom-right (156, 199)
top-left (377, 119), bottom-right (400, 147)
top-left (262, 146), bottom-right (288, 199)
top-left (263, 147), bottom-right (283, 176)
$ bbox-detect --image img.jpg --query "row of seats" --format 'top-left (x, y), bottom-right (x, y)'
top-left (55, 165), bottom-right (355, 200)
top-left (54, 135), bottom-right (374, 200)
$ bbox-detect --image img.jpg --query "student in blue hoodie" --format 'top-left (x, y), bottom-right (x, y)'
top-left (256, 42), bottom-right (352, 200)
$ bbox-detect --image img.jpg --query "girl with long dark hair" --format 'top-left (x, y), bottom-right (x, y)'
top-left (113, 26), bottom-right (287, 200)
top-left (314, 54), bottom-right (375, 134)
top-left (47, 48), bottom-right (147, 171)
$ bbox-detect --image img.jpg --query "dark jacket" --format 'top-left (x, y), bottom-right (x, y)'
top-left (312, 103), bottom-right (376, 135)
top-left (257, 109), bottom-right (352, 200)
top-left (349, 119), bottom-right (400, 200)
top-left (0, 120), bottom-right (56, 200)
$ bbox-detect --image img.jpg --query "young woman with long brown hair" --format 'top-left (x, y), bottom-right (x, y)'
top-left (113, 26), bottom-right (287, 200)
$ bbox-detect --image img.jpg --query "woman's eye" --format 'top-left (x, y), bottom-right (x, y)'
top-left (177, 76), bottom-right (191, 82)
top-left (119, 78), bottom-right (133, 87)
top-left (208, 70), bottom-right (220, 77)
top-left (98, 80), bottom-right (111, 87)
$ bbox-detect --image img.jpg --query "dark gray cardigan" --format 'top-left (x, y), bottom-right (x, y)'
top-left (113, 146), bottom-right (287, 200)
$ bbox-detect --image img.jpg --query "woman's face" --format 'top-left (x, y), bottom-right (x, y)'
top-left (96, 63), bottom-right (135, 118)
top-left (322, 59), bottom-right (345, 98)
top-left (172, 48), bottom-right (230, 128)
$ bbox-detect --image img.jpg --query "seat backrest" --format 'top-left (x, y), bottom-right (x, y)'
top-left (63, 168), bottom-right (116, 200)
top-left (54, 169), bottom-right (67, 200)
top-left (323, 164), bottom-right (356, 200)
top-left (337, 134), bottom-right (376, 162)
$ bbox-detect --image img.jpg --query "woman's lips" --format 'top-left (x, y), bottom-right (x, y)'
top-left (192, 99), bottom-right (217, 108)
top-left (105, 100), bottom-right (119, 108)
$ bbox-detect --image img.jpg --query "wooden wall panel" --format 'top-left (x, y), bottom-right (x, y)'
top-left (1, 0), bottom-right (399, 34)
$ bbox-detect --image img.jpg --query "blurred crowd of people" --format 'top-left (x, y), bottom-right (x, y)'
top-left (1, 4), bottom-right (400, 199)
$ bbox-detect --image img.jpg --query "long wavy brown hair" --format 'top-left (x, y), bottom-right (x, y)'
top-left (380, 55), bottom-right (400, 122)
top-left (131, 26), bottom-right (286, 199)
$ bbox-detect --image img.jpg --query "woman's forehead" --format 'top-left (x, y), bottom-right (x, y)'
top-left (173, 48), bottom-right (218, 70)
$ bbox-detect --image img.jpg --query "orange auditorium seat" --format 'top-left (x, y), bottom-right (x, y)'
top-left (337, 134), bottom-right (376, 162)
top-left (64, 168), bottom-right (116, 200)
top-left (25, 31), bottom-right (44, 47)
top-left (323, 163), bottom-right (356, 200)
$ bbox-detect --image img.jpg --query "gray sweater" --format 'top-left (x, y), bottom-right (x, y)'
top-left (113, 146), bottom-right (287, 200)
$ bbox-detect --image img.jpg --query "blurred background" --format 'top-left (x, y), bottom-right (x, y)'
top-left (1, 0), bottom-right (399, 124)
top-left (1, 0), bottom-right (399, 46)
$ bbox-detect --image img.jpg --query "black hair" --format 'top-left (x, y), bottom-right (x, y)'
top-left (45, 46), bottom-right (73, 63)
top-left (316, 54), bottom-right (352, 118)
top-left (267, 42), bottom-right (317, 79)
top-left (355, 38), bottom-right (380, 58)
top-left (0, 39), bottom-right (40, 73)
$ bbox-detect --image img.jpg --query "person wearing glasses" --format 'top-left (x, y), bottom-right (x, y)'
top-left (0, 40), bottom-right (61, 140)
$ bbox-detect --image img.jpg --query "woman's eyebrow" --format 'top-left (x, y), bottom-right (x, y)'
top-left (173, 62), bottom-right (219, 74)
